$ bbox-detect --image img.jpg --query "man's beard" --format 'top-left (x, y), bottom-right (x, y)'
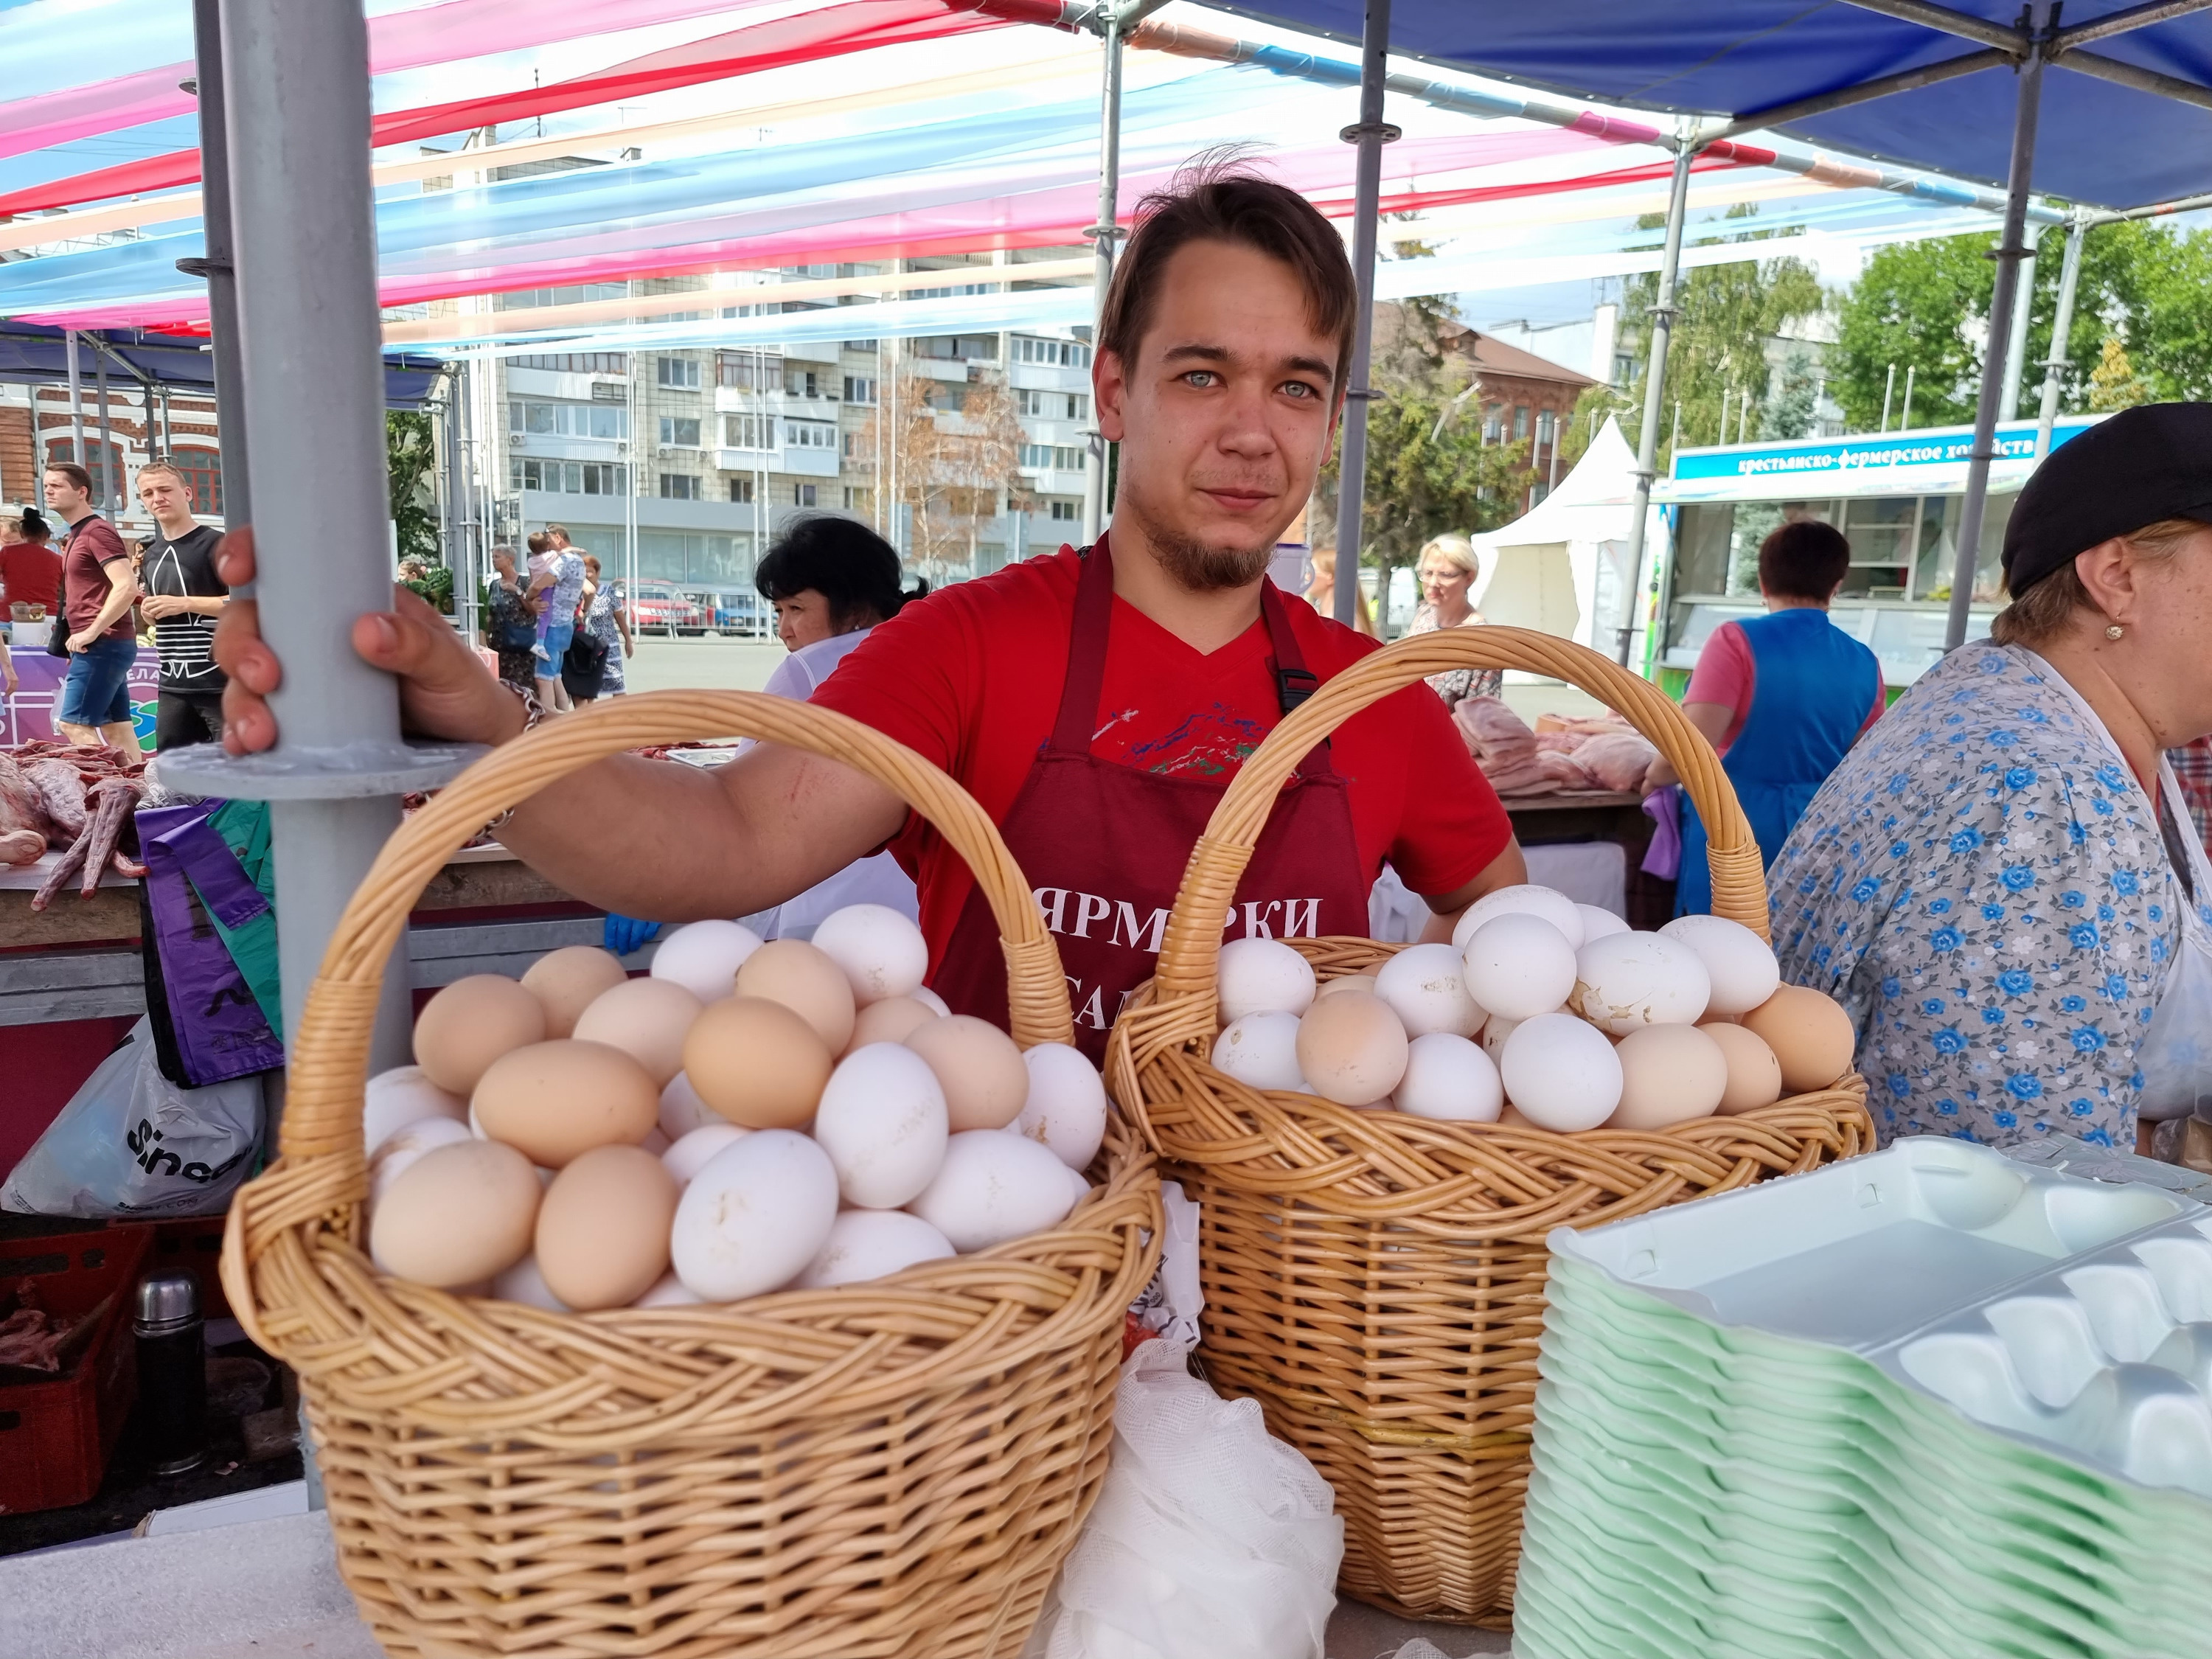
top-left (1126, 495), bottom-right (1275, 593)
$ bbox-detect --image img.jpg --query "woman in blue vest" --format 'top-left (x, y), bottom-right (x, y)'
top-left (1656, 518), bottom-right (1885, 916)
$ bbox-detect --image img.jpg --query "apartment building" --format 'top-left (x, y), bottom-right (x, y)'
top-left (481, 256), bottom-right (1099, 629)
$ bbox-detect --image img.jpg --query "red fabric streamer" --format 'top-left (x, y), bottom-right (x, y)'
top-left (0, 0), bottom-right (1006, 218)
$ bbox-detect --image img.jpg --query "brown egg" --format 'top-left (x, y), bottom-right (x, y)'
top-left (1739, 985), bottom-right (1855, 1094)
top-left (572, 977), bottom-right (704, 1087)
top-left (1610, 1025), bottom-right (1729, 1130)
top-left (535, 1145), bottom-right (680, 1310)
top-left (734, 939), bottom-right (858, 1053)
top-left (1294, 991), bottom-right (1409, 1107)
top-left (1701, 1022), bottom-right (1785, 1114)
top-left (473, 1040), bottom-right (661, 1166)
top-left (1498, 1103), bottom-right (1540, 1130)
top-left (1315, 973), bottom-right (1379, 1001)
top-left (521, 946), bottom-right (630, 1039)
top-left (905, 1014), bottom-right (1029, 1130)
top-left (369, 1138), bottom-right (540, 1287)
top-left (684, 996), bottom-right (835, 1128)
top-left (413, 974), bottom-right (546, 1095)
top-left (848, 995), bottom-right (939, 1053)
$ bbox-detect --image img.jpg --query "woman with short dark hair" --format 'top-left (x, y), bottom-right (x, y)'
top-left (753, 513), bottom-right (917, 655)
top-left (1649, 515), bottom-right (1885, 917)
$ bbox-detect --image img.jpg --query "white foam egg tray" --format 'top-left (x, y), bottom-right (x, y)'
top-left (1549, 1136), bottom-right (2212, 1500)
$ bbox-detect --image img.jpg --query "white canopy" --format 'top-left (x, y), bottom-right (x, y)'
top-left (1470, 415), bottom-right (1668, 658)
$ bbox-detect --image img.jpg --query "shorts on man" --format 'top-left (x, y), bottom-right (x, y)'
top-left (59, 633), bottom-right (136, 727)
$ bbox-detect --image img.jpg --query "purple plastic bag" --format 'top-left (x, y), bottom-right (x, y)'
top-left (1641, 785), bottom-right (1683, 881)
top-left (137, 801), bottom-right (285, 1086)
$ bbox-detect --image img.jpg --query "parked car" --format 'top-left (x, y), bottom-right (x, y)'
top-left (629, 580), bottom-right (704, 635)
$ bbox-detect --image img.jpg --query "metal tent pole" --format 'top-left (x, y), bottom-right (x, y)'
top-left (2000, 241), bottom-right (2038, 420)
top-left (1618, 140), bottom-right (1697, 667)
top-left (65, 330), bottom-right (85, 467)
top-left (182, 0), bottom-right (251, 529)
top-left (2035, 215), bottom-right (2087, 456)
top-left (159, 0), bottom-right (476, 1077)
top-left (1333, 0), bottom-right (1395, 629)
top-left (93, 344), bottom-right (114, 508)
top-left (1945, 6), bottom-right (2051, 651)
top-left (1081, 8), bottom-right (1125, 546)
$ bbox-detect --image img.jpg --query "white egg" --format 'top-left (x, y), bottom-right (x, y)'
top-left (1392, 1032), bottom-right (1504, 1121)
top-left (633, 1271), bottom-right (703, 1308)
top-left (1461, 913), bottom-right (1579, 1021)
top-left (911, 985), bottom-right (951, 1018)
top-left (1576, 904), bottom-right (1632, 943)
top-left (1658, 914), bottom-right (1781, 1018)
top-left (1571, 931), bottom-right (1712, 1033)
top-left (1215, 937), bottom-right (1318, 1022)
top-left (1062, 1163), bottom-right (1094, 1211)
top-left (368, 1116), bottom-right (476, 1210)
top-left (648, 919), bottom-right (763, 1002)
top-left (364, 1065), bottom-right (467, 1158)
top-left (1481, 1015), bottom-right (1523, 1062)
top-left (1451, 884), bottom-right (1585, 953)
top-left (669, 1130), bottom-right (840, 1301)
top-left (1209, 1011), bottom-right (1309, 1092)
top-left (658, 1071), bottom-right (716, 1142)
top-left (661, 1122), bottom-right (748, 1185)
top-left (796, 1209), bottom-right (957, 1289)
top-left (1014, 1043), bottom-right (1108, 1171)
top-left (1373, 943), bottom-right (1486, 1038)
top-left (1499, 1013), bottom-right (1624, 1132)
top-left (493, 1253), bottom-right (570, 1312)
top-left (812, 1043), bottom-right (950, 1209)
top-left (909, 1130), bottom-right (1079, 1252)
top-left (810, 903), bottom-right (928, 1006)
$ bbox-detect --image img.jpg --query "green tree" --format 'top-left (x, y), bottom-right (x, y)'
top-left (1832, 219), bottom-right (2212, 431)
top-left (2087, 335), bottom-right (2149, 411)
top-left (386, 408), bottom-right (440, 570)
top-left (1618, 206), bottom-right (1823, 467)
top-left (1760, 349), bottom-right (1820, 440)
top-left (1312, 294), bottom-right (1545, 589)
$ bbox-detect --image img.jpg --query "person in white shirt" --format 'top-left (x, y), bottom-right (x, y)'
top-left (742, 514), bottom-right (927, 938)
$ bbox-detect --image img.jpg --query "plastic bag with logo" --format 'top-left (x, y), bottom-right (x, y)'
top-left (1020, 1331), bottom-right (1344, 1659)
top-left (0, 1018), bottom-right (261, 1219)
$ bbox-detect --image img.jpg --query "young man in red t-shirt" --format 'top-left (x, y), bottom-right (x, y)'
top-left (46, 462), bottom-right (142, 752)
top-left (214, 162), bottom-right (1524, 1043)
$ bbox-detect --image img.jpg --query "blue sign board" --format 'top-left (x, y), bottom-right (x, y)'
top-left (1671, 417), bottom-right (2098, 486)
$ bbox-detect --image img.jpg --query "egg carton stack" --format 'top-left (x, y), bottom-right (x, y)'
top-left (1207, 883), bottom-right (1854, 1131)
top-left (366, 905), bottom-right (1109, 1312)
top-left (1514, 1137), bottom-right (2212, 1659)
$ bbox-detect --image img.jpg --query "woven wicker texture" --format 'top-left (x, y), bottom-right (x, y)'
top-left (219, 692), bottom-right (1161, 1658)
top-left (1105, 628), bottom-right (1873, 1625)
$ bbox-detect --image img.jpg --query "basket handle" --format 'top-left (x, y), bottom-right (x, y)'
top-left (277, 690), bottom-right (1071, 1168)
top-left (1150, 626), bottom-right (1767, 1009)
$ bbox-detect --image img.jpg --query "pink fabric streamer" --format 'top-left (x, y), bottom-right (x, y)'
top-left (0, 0), bottom-right (787, 164)
top-left (27, 128), bottom-right (1601, 331)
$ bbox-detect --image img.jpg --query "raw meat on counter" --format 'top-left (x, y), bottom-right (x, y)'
top-left (1451, 696), bottom-right (1658, 798)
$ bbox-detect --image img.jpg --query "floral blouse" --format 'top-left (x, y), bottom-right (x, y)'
top-left (1405, 604), bottom-right (1502, 707)
top-left (1769, 642), bottom-right (2202, 1151)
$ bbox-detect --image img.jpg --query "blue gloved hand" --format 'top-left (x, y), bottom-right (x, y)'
top-left (602, 913), bottom-right (664, 958)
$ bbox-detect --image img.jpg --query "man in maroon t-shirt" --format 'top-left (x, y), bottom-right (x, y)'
top-left (46, 462), bottom-right (142, 751)
top-left (214, 162), bottom-right (1526, 1028)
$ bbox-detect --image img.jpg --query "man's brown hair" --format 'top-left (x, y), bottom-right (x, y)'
top-left (45, 461), bottom-right (92, 495)
top-left (1096, 150), bottom-right (1357, 394)
top-left (135, 459), bottom-right (189, 494)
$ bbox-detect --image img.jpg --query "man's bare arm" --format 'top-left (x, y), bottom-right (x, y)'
top-left (1416, 840), bottom-right (1529, 944)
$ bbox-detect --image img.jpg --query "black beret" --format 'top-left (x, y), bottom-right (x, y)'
top-left (2002, 403), bottom-right (2212, 596)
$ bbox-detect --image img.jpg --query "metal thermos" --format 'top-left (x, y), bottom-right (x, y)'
top-left (133, 1272), bottom-right (207, 1475)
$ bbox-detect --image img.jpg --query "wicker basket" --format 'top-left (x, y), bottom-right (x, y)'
top-left (220, 691), bottom-right (1162, 1659)
top-left (1105, 627), bottom-right (1872, 1627)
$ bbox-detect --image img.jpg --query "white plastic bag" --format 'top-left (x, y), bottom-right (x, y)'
top-left (1023, 1335), bottom-right (1345, 1659)
top-left (1, 1018), bottom-right (262, 1219)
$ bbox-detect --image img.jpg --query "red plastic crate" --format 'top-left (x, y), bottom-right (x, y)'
top-left (0, 1226), bottom-right (151, 1514)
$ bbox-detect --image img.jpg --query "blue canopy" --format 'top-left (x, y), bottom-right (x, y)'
top-left (0, 323), bottom-right (447, 409)
top-left (1217, 1), bottom-right (2212, 210)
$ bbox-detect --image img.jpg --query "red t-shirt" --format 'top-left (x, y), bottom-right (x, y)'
top-left (1686, 619), bottom-right (1885, 754)
top-left (61, 515), bottom-right (134, 642)
top-left (810, 544), bottom-right (1513, 970)
top-left (0, 541), bottom-right (63, 613)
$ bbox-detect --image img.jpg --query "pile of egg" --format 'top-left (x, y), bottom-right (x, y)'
top-left (1208, 884), bottom-right (1855, 1134)
top-left (363, 905), bottom-right (1109, 1312)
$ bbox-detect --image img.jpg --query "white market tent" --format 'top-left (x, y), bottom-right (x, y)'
top-left (1469, 416), bottom-right (1663, 661)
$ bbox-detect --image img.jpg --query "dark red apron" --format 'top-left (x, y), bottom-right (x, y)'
top-left (933, 535), bottom-right (1371, 1060)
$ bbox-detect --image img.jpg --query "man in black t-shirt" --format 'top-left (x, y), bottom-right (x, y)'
top-left (134, 461), bottom-right (229, 751)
